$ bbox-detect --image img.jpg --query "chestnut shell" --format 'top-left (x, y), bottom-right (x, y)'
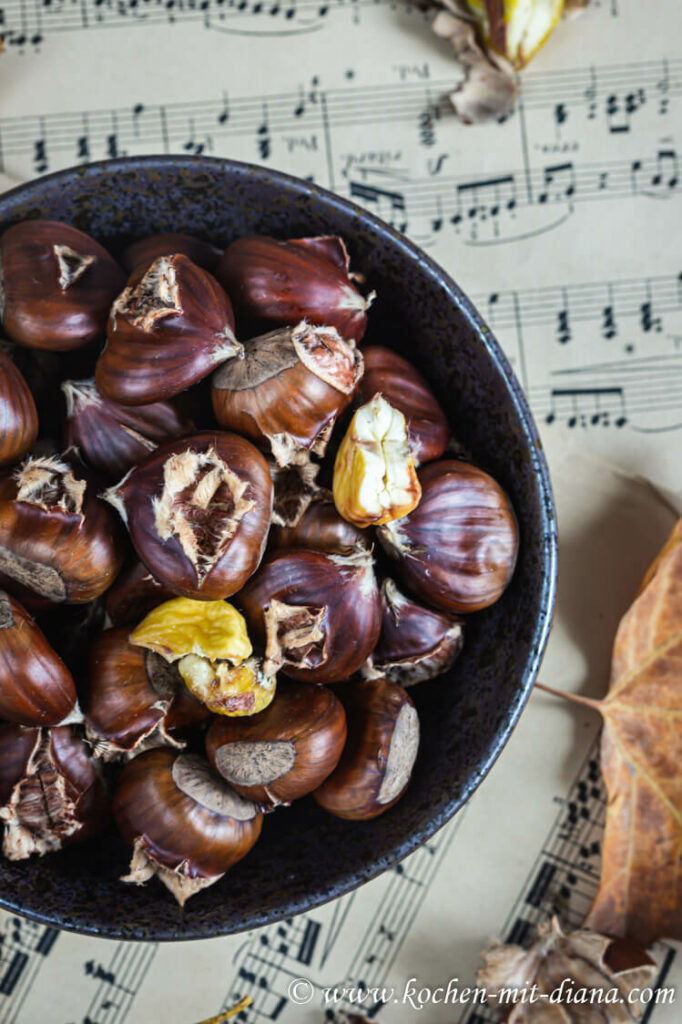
top-left (0, 351), bottom-right (38, 467)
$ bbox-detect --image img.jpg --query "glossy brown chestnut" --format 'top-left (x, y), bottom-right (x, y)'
top-left (356, 346), bottom-right (449, 464)
top-left (237, 547), bottom-right (381, 684)
top-left (0, 724), bottom-right (108, 859)
top-left (212, 322), bottom-right (363, 468)
top-left (83, 627), bottom-right (210, 760)
top-left (377, 460), bottom-right (519, 613)
top-left (0, 591), bottom-right (77, 725)
top-left (96, 254), bottom-right (242, 405)
top-left (313, 677), bottom-right (419, 820)
top-left (104, 432), bottom-right (273, 600)
top-left (113, 748), bottom-right (262, 905)
top-left (62, 378), bottom-right (192, 481)
top-left (270, 492), bottom-right (368, 556)
top-left (216, 234), bottom-right (372, 342)
top-left (120, 232), bottom-right (219, 274)
top-left (0, 219), bottom-right (126, 351)
top-left (104, 556), bottom-right (176, 626)
top-left (205, 680), bottom-right (347, 808)
top-left (0, 349), bottom-right (38, 467)
top-left (0, 453), bottom-right (125, 605)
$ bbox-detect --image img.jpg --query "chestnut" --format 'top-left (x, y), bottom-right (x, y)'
top-left (0, 723), bottom-right (108, 859)
top-left (211, 322), bottom-right (363, 467)
top-left (270, 492), bottom-right (368, 556)
top-left (96, 254), bottom-right (242, 405)
top-left (0, 349), bottom-right (38, 467)
top-left (120, 232), bottom-right (219, 274)
top-left (269, 459), bottom-right (322, 528)
top-left (377, 460), bottom-right (519, 613)
top-left (313, 677), bottom-right (419, 820)
top-left (237, 547), bottom-right (381, 684)
top-left (216, 234), bottom-right (372, 342)
top-left (0, 591), bottom-right (77, 725)
top-left (104, 431), bottom-right (273, 600)
top-left (0, 219), bottom-right (126, 351)
top-left (206, 680), bottom-right (346, 809)
top-left (0, 453), bottom-right (125, 605)
top-left (62, 378), bottom-right (192, 481)
top-left (104, 556), bottom-right (176, 626)
top-left (113, 748), bottom-right (262, 905)
top-left (356, 346), bottom-right (449, 464)
top-left (83, 626), bottom-right (210, 760)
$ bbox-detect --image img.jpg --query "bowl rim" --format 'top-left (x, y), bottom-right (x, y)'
top-left (0, 155), bottom-right (558, 940)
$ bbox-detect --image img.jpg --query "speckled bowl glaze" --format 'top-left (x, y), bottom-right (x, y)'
top-left (0, 156), bottom-right (557, 940)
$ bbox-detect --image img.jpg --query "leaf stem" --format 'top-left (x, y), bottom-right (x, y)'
top-left (535, 680), bottom-right (602, 711)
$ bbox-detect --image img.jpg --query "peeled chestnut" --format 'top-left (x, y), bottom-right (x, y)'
top-left (83, 627), bottom-right (210, 760)
top-left (367, 579), bottom-right (464, 686)
top-left (206, 680), bottom-right (346, 808)
top-left (237, 547), bottom-right (381, 684)
top-left (378, 460), bottom-right (519, 613)
top-left (120, 232), bottom-right (219, 274)
top-left (216, 234), bottom-right (372, 342)
top-left (62, 378), bottom-right (192, 481)
top-left (270, 492), bottom-right (368, 556)
top-left (0, 724), bottom-right (108, 859)
top-left (105, 556), bottom-right (176, 626)
top-left (357, 346), bottom-right (449, 464)
top-left (0, 349), bottom-right (38, 467)
top-left (96, 254), bottom-right (242, 405)
top-left (0, 219), bottom-right (126, 351)
top-left (0, 452), bottom-right (125, 605)
top-left (314, 677), bottom-right (419, 820)
top-left (104, 431), bottom-right (273, 600)
top-left (113, 748), bottom-right (262, 905)
top-left (0, 591), bottom-right (77, 725)
top-left (212, 322), bottom-right (363, 468)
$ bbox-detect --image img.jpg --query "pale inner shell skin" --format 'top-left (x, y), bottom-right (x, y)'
top-left (0, 592), bottom-right (14, 629)
top-left (15, 456), bottom-right (86, 514)
top-left (171, 753), bottom-right (258, 820)
top-left (111, 256), bottom-right (182, 331)
top-left (291, 322), bottom-right (361, 395)
top-left (144, 650), bottom-right (185, 700)
top-left (121, 836), bottom-right (220, 907)
top-left (263, 598), bottom-right (327, 675)
top-left (377, 703), bottom-right (420, 805)
top-left (215, 740), bottom-right (297, 786)
top-left (53, 244), bottom-right (95, 293)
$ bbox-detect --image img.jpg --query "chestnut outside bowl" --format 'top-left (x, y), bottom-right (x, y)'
top-left (0, 156), bottom-right (557, 940)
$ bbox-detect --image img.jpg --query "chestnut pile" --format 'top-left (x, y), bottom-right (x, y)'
top-left (0, 221), bottom-right (519, 906)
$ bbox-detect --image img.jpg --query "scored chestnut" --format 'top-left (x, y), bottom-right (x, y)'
top-left (120, 232), bottom-right (219, 274)
top-left (104, 556), bottom-right (176, 626)
top-left (206, 680), bottom-right (347, 809)
top-left (270, 491), bottom-right (368, 556)
top-left (216, 234), bottom-right (373, 342)
top-left (0, 219), bottom-right (126, 351)
top-left (113, 748), bottom-right (262, 905)
top-left (0, 349), bottom-right (38, 467)
top-left (313, 677), bottom-right (420, 820)
top-left (104, 431), bottom-right (273, 600)
top-left (377, 460), bottom-right (519, 613)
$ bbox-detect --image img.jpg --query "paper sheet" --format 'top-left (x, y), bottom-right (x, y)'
top-left (0, 0), bottom-right (680, 1020)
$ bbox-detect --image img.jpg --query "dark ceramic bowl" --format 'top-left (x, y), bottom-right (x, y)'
top-left (0, 156), bottom-right (556, 940)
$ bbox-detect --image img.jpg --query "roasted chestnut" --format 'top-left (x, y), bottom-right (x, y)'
top-left (113, 748), bottom-right (262, 905)
top-left (237, 547), bottom-right (381, 684)
top-left (120, 232), bottom-right (219, 274)
top-left (211, 322), bottom-right (363, 467)
top-left (206, 680), bottom-right (346, 809)
top-left (0, 220), bottom-right (126, 351)
top-left (83, 626), bottom-right (210, 760)
top-left (270, 492), bottom-right (368, 556)
top-left (62, 378), bottom-right (192, 481)
top-left (0, 349), bottom-right (38, 467)
top-left (0, 453), bottom-right (125, 605)
top-left (104, 556), bottom-right (176, 626)
top-left (356, 346), bottom-right (449, 464)
top-left (0, 723), bottom-right (108, 859)
top-left (96, 254), bottom-right (242, 405)
top-left (0, 591), bottom-right (77, 725)
top-left (104, 432), bottom-right (273, 600)
top-left (377, 460), bottom-right (519, 613)
top-left (216, 234), bottom-right (372, 342)
top-left (314, 677), bottom-right (419, 820)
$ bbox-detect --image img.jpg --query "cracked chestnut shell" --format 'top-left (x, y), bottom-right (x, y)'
top-left (206, 680), bottom-right (347, 809)
top-left (0, 220), bottom-right (126, 351)
top-left (0, 591), bottom-right (77, 725)
top-left (83, 626), bottom-right (210, 761)
top-left (0, 723), bottom-right (108, 860)
top-left (113, 748), bottom-right (262, 906)
top-left (104, 556), bottom-right (176, 626)
top-left (313, 677), bottom-right (420, 820)
top-left (270, 492), bottom-right (368, 556)
top-left (0, 453), bottom-right (125, 605)
top-left (120, 232), bottom-right (219, 274)
top-left (216, 234), bottom-right (372, 342)
top-left (378, 460), bottom-right (519, 613)
top-left (0, 349), bottom-right (38, 467)
top-left (237, 547), bottom-right (381, 684)
top-left (212, 322), bottom-right (363, 468)
top-left (96, 254), bottom-right (242, 405)
top-left (104, 432), bottom-right (273, 600)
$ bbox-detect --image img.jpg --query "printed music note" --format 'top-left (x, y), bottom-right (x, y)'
top-left (454, 174), bottom-right (517, 223)
top-left (349, 181), bottom-right (408, 232)
top-left (537, 162), bottom-right (575, 203)
top-left (217, 92), bottom-right (230, 124)
top-left (257, 104), bottom-right (271, 160)
top-left (545, 387), bottom-right (627, 428)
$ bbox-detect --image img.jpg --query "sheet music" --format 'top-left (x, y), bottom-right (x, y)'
top-left (0, 0), bottom-right (681, 1019)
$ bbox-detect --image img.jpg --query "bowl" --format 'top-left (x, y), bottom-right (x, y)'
top-left (0, 156), bottom-right (557, 940)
